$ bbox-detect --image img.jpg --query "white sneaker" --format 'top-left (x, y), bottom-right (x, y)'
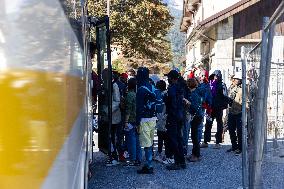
top-left (123, 151), bottom-right (129, 159)
top-left (163, 158), bottom-right (175, 165)
top-left (106, 159), bottom-right (120, 166)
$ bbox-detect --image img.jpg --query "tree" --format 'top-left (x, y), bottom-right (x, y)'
top-left (88, 0), bottom-right (174, 64)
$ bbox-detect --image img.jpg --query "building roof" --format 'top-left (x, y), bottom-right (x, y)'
top-left (185, 0), bottom-right (260, 45)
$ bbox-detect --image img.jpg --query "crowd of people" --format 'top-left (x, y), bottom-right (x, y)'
top-left (98, 66), bottom-right (244, 174)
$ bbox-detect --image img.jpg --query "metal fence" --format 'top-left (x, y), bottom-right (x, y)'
top-left (241, 1), bottom-right (284, 188)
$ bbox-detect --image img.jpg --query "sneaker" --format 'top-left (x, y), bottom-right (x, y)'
top-left (213, 144), bottom-right (221, 149)
top-left (153, 152), bottom-right (160, 160)
top-left (123, 151), bottom-right (129, 159)
top-left (187, 155), bottom-right (200, 162)
top-left (155, 154), bottom-right (164, 163)
top-left (134, 160), bottom-right (141, 166)
top-left (123, 161), bottom-right (136, 167)
top-left (235, 149), bottom-right (242, 155)
top-left (106, 159), bottom-right (120, 166)
top-left (161, 155), bottom-right (167, 161)
top-left (163, 158), bottom-right (175, 165)
top-left (200, 143), bottom-right (209, 148)
top-left (137, 166), bottom-right (154, 174)
top-left (166, 164), bottom-right (182, 170)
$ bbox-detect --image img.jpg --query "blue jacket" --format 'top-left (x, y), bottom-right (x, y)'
top-left (136, 67), bottom-right (155, 125)
top-left (116, 80), bottom-right (127, 97)
top-left (196, 82), bottom-right (212, 109)
top-left (165, 83), bottom-right (184, 122)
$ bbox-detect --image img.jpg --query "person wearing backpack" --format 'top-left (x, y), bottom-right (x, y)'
top-left (153, 80), bottom-right (168, 163)
top-left (165, 70), bottom-right (186, 170)
top-left (184, 78), bottom-right (203, 162)
top-left (136, 67), bottom-right (157, 174)
top-left (201, 70), bottom-right (229, 149)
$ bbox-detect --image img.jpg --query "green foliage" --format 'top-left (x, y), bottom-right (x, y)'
top-left (112, 59), bottom-right (125, 73)
top-left (88, 0), bottom-right (174, 63)
top-left (166, 4), bottom-right (186, 68)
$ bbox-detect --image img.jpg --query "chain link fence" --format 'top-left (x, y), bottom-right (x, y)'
top-left (241, 2), bottom-right (284, 188)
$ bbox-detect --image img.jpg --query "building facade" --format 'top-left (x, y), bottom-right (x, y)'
top-left (181, 0), bottom-right (284, 85)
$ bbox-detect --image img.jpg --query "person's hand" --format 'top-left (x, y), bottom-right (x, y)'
top-left (183, 98), bottom-right (191, 106)
top-left (136, 126), bottom-right (140, 134)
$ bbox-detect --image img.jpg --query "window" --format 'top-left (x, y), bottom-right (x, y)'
top-left (234, 40), bottom-right (261, 59)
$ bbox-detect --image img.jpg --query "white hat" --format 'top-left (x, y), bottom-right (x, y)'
top-left (233, 72), bottom-right (242, 80)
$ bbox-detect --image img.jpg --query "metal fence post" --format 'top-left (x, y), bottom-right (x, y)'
top-left (250, 17), bottom-right (269, 189)
top-left (241, 46), bottom-right (248, 188)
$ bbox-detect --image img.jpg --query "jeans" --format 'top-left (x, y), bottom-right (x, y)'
top-left (228, 113), bottom-right (242, 151)
top-left (125, 127), bottom-right (142, 162)
top-left (109, 124), bottom-right (120, 160)
top-left (204, 109), bottom-right (223, 144)
top-left (191, 115), bottom-right (203, 157)
top-left (116, 123), bottom-right (124, 155)
top-left (167, 119), bottom-right (185, 165)
top-left (183, 117), bottom-right (191, 155)
top-left (157, 130), bottom-right (167, 154)
top-left (198, 121), bottom-right (204, 144)
top-left (144, 146), bottom-right (153, 168)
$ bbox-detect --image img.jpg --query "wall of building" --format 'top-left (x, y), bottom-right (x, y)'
top-left (193, 0), bottom-right (241, 24)
top-left (185, 41), bottom-right (202, 69)
top-left (211, 16), bottom-right (234, 85)
top-left (185, 0), bottom-right (240, 77)
top-left (233, 0), bottom-right (284, 39)
top-left (185, 17), bottom-right (235, 84)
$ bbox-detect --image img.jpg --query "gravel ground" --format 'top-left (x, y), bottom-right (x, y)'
top-left (88, 132), bottom-right (284, 189)
top-left (262, 142), bottom-right (284, 189)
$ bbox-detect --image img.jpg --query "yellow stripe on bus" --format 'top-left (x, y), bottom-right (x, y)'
top-left (0, 70), bottom-right (86, 189)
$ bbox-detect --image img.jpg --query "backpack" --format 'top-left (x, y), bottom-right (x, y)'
top-left (222, 83), bottom-right (228, 97)
top-left (139, 85), bottom-right (164, 117)
top-left (220, 82), bottom-right (230, 110)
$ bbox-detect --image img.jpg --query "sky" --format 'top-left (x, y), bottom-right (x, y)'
top-left (172, 0), bottom-right (183, 10)
top-left (164, 0), bottom-right (183, 10)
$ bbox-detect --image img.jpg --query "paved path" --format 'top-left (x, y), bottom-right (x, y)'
top-left (88, 131), bottom-right (284, 189)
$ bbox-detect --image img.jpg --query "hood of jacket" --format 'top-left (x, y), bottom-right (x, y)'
top-left (137, 67), bottom-right (150, 87)
top-left (213, 70), bottom-right (222, 81)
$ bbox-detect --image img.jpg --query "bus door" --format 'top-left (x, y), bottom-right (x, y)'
top-left (90, 16), bottom-right (112, 155)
